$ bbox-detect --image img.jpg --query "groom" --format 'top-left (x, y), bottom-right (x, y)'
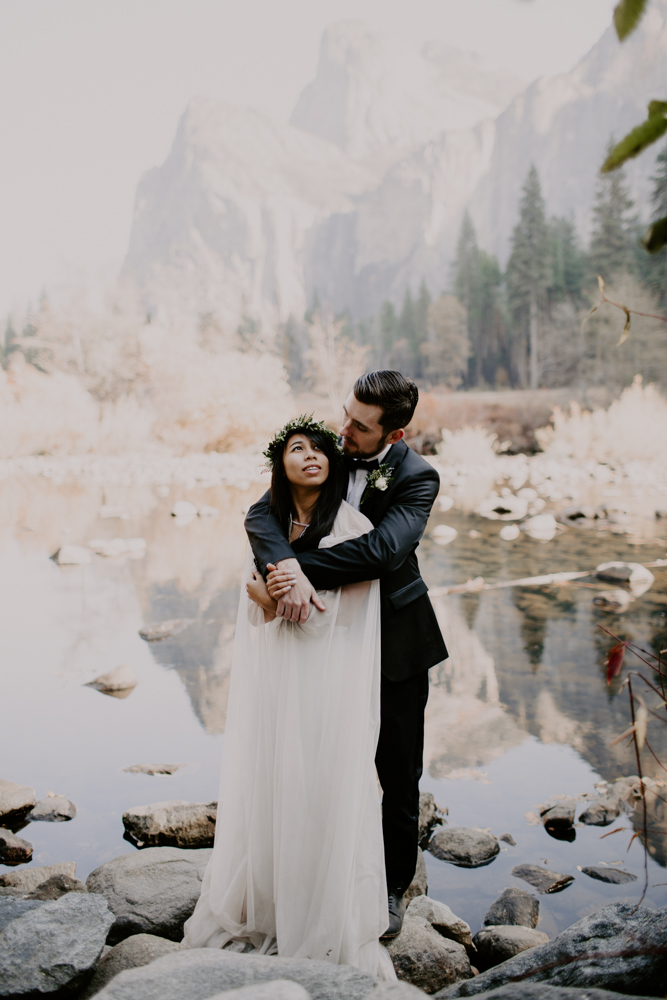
top-left (245, 370), bottom-right (448, 938)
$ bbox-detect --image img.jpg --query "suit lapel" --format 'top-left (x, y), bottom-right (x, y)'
top-left (359, 440), bottom-right (409, 523)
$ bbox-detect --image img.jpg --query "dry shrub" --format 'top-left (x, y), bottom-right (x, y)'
top-left (438, 426), bottom-right (498, 465)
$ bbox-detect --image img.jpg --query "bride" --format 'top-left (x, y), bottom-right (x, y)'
top-left (183, 416), bottom-right (395, 980)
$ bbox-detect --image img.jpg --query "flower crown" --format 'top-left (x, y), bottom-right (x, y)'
top-left (263, 414), bottom-right (342, 468)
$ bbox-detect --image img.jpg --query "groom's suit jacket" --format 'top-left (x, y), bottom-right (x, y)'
top-left (244, 438), bottom-right (448, 683)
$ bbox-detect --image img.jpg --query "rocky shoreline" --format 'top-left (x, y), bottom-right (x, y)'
top-left (1, 782), bottom-right (666, 1000)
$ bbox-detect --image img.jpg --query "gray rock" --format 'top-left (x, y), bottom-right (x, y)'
top-left (419, 793), bottom-right (445, 844)
top-left (386, 915), bottom-right (473, 993)
top-left (0, 887), bottom-right (28, 899)
top-left (595, 562), bottom-right (654, 588)
top-left (0, 862), bottom-right (76, 891)
top-left (123, 764), bottom-right (185, 775)
top-left (0, 779), bottom-right (35, 823)
top-left (25, 874), bottom-right (88, 900)
top-left (407, 895), bottom-right (472, 949)
top-left (122, 801), bottom-right (217, 848)
top-left (86, 665), bottom-right (138, 694)
top-left (580, 866), bottom-right (637, 884)
top-left (511, 865), bottom-right (574, 894)
top-left (472, 925), bottom-right (549, 971)
top-left (579, 777), bottom-right (641, 826)
top-left (442, 902), bottom-right (667, 997)
top-left (498, 834), bottom-right (516, 846)
top-left (29, 794), bottom-right (77, 822)
top-left (138, 620), bottom-right (194, 641)
top-left (0, 827), bottom-right (33, 862)
top-left (438, 987), bottom-right (658, 1000)
top-left (0, 897), bottom-right (45, 932)
top-left (484, 888), bottom-right (539, 929)
top-left (86, 846), bottom-right (213, 943)
top-left (592, 590), bottom-right (632, 613)
top-left (428, 828), bottom-right (499, 868)
top-left (78, 933), bottom-right (183, 999)
top-left (404, 847), bottom-right (428, 903)
top-left (540, 800), bottom-right (575, 829)
top-left (207, 985), bottom-right (311, 1000)
top-left (91, 947), bottom-right (376, 1000)
top-left (365, 983), bottom-right (429, 1000)
top-left (0, 891), bottom-right (114, 996)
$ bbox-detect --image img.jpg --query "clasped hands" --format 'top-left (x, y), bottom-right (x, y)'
top-left (266, 558), bottom-right (326, 623)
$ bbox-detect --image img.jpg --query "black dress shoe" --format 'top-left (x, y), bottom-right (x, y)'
top-left (380, 888), bottom-right (406, 940)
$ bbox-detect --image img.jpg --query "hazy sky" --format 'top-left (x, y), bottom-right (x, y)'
top-left (0, 0), bottom-right (617, 318)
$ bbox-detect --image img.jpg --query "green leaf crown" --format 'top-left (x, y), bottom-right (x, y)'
top-left (263, 414), bottom-right (342, 468)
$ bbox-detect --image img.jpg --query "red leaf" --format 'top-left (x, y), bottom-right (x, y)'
top-left (606, 643), bottom-right (626, 685)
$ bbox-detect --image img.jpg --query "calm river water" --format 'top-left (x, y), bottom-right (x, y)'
top-left (1, 464), bottom-right (666, 940)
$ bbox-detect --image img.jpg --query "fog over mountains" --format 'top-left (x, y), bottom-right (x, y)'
top-left (123, 4), bottom-right (667, 332)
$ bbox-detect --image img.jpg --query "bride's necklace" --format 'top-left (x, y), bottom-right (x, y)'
top-left (289, 515), bottom-right (310, 539)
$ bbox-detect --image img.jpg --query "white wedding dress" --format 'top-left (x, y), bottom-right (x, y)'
top-left (183, 501), bottom-right (395, 980)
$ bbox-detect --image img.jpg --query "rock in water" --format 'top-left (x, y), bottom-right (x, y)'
top-left (78, 933), bottom-right (183, 1000)
top-left (579, 776), bottom-right (641, 826)
top-left (592, 589), bottom-right (633, 613)
top-left (484, 888), bottom-right (539, 929)
top-left (428, 828), bottom-right (499, 868)
top-left (580, 866), bottom-right (637, 884)
top-left (540, 800), bottom-right (576, 830)
top-left (594, 562), bottom-right (654, 597)
top-left (472, 926), bottom-right (549, 971)
top-left (122, 801), bottom-right (217, 848)
top-left (0, 828), bottom-right (33, 862)
top-left (498, 833), bottom-right (516, 846)
top-left (385, 915), bottom-right (473, 993)
top-left (24, 874), bottom-right (88, 900)
top-left (90, 948), bottom-right (376, 1000)
top-left (86, 846), bottom-right (213, 943)
top-left (52, 544), bottom-right (92, 565)
top-left (443, 901), bottom-right (667, 997)
top-left (0, 779), bottom-right (35, 823)
top-left (29, 794), bottom-right (77, 822)
top-left (86, 665), bottom-right (138, 695)
top-left (0, 863), bottom-right (77, 892)
top-left (407, 896), bottom-right (472, 950)
top-left (404, 847), bottom-right (427, 903)
top-left (0, 892), bottom-right (114, 996)
top-left (511, 865), bottom-right (574, 894)
top-left (418, 792), bottom-right (445, 844)
top-left (123, 764), bottom-right (185, 776)
top-left (171, 501), bottom-right (198, 518)
top-left (138, 620), bottom-right (194, 642)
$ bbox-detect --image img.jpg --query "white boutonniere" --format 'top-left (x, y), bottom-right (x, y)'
top-left (361, 463), bottom-right (394, 504)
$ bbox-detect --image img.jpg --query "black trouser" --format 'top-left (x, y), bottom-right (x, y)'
top-left (375, 669), bottom-right (430, 892)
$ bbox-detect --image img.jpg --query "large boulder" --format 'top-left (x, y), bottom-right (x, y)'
top-left (0, 779), bottom-right (35, 823)
top-left (122, 801), bottom-right (217, 848)
top-left (483, 888), bottom-right (539, 928)
top-left (0, 862), bottom-right (76, 893)
top-left (428, 829), bottom-right (499, 868)
top-left (406, 896), bottom-right (472, 950)
top-left (86, 846), bottom-right (212, 943)
top-left (404, 847), bottom-right (428, 903)
top-left (207, 985), bottom-right (310, 1000)
top-left (78, 933), bottom-right (183, 999)
top-left (438, 987), bottom-right (660, 1000)
top-left (442, 902), bottom-right (667, 997)
top-left (90, 948), bottom-right (377, 1000)
top-left (579, 777), bottom-right (641, 826)
top-left (0, 891), bottom-right (114, 996)
top-left (385, 915), bottom-right (473, 994)
top-left (472, 925), bottom-right (549, 971)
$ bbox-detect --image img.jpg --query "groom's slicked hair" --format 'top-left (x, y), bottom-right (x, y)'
top-left (353, 371), bottom-right (419, 431)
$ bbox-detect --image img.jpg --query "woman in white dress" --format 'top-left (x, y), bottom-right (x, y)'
top-left (183, 417), bottom-right (395, 980)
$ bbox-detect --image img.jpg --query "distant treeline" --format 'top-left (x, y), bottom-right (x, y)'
top-left (280, 137), bottom-right (667, 393)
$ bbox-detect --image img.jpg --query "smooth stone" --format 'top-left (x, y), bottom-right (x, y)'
top-left (78, 933), bottom-right (184, 999)
top-left (432, 525), bottom-right (458, 546)
top-left (29, 794), bottom-right (77, 822)
top-left (592, 590), bottom-right (632, 613)
top-left (25, 874), bottom-right (88, 900)
top-left (90, 948), bottom-right (377, 1000)
top-left (207, 985), bottom-right (311, 1000)
top-left (579, 776), bottom-right (641, 826)
top-left (418, 792), bottom-right (445, 844)
top-left (442, 902), bottom-right (667, 997)
top-left (428, 828), bottom-right (499, 868)
top-left (523, 514), bottom-right (558, 541)
top-left (498, 834), bottom-right (516, 846)
top-left (122, 801), bottom-right (217, 849)
top-left (594, 562), bottom-right (654, 597)
top-left (171, 501), bottom-right (198, 517)
top-left (0, 779), bottom-right (35, 823)
top-left (123, 764), bottom-right (185, 775)
top-left (472, 925), bottom-right (549, 971)
top-left (540, 800), bottom-right (575, 829)
top-left (580, 866), bottom-right (637, 884)
top-left (0, 827), bottom-right (33, 862)
top-left (53, 544), bottom-right (92, 565)
top-left (499, 525), bottom-right (520, 541)
top-left (438, 986), bottom-right (659, 1000)
top-left (0, 891), bottom-right (114, 996)
top-left (484, 888), bottom-right (539, 929)
top-left (407, 895), bottom-right (472, 949)
top-left (138, 620), bottom-right (194, 642)
top-left (511, 865), bottom-right (574, 894)
top-left (86, 665), bottom-right (138, 694)
top-left (386, 915), bottom-right (473, 994)
top-left (86, 846), bottom-right (213, 944)
top-left (404, 847), bottom-right (427, 903)
top-left (0, 862), bottom-right (77, 892)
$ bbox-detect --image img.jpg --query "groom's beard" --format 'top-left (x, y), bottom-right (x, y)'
top-left (341, 434), bottom-right (388, 459)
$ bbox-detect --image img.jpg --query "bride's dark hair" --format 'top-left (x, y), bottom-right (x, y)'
top-left (270, 428), bottom-right (346, 551)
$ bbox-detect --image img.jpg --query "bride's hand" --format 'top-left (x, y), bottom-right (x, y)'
top-left (266, 566), bottom-right (297, 600)
top-left (246, 570), bottom-right (276, 612)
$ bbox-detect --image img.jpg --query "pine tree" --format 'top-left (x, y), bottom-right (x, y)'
top-left (588, 142), bottom-right (636, 281)
top-left (396, 289), bottom-right (417, 377)
top-left (638, 139), bottom-right (667, 306)
top-left (549, 217), bottom-right (585, 300)
top-left (506, 165), bottom-right (552, 388)
top-left (453, 213), bottom-right (504, 386)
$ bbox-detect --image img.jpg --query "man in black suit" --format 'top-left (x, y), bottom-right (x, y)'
top-left (245, 370), bottom-right (448, 937)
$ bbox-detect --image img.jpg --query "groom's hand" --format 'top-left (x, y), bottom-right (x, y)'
top-left (267, 559), bottom-right (325, 622)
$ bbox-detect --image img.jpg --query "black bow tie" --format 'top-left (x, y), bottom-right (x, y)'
top-left (351, 458), bottom-right (380, 473)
